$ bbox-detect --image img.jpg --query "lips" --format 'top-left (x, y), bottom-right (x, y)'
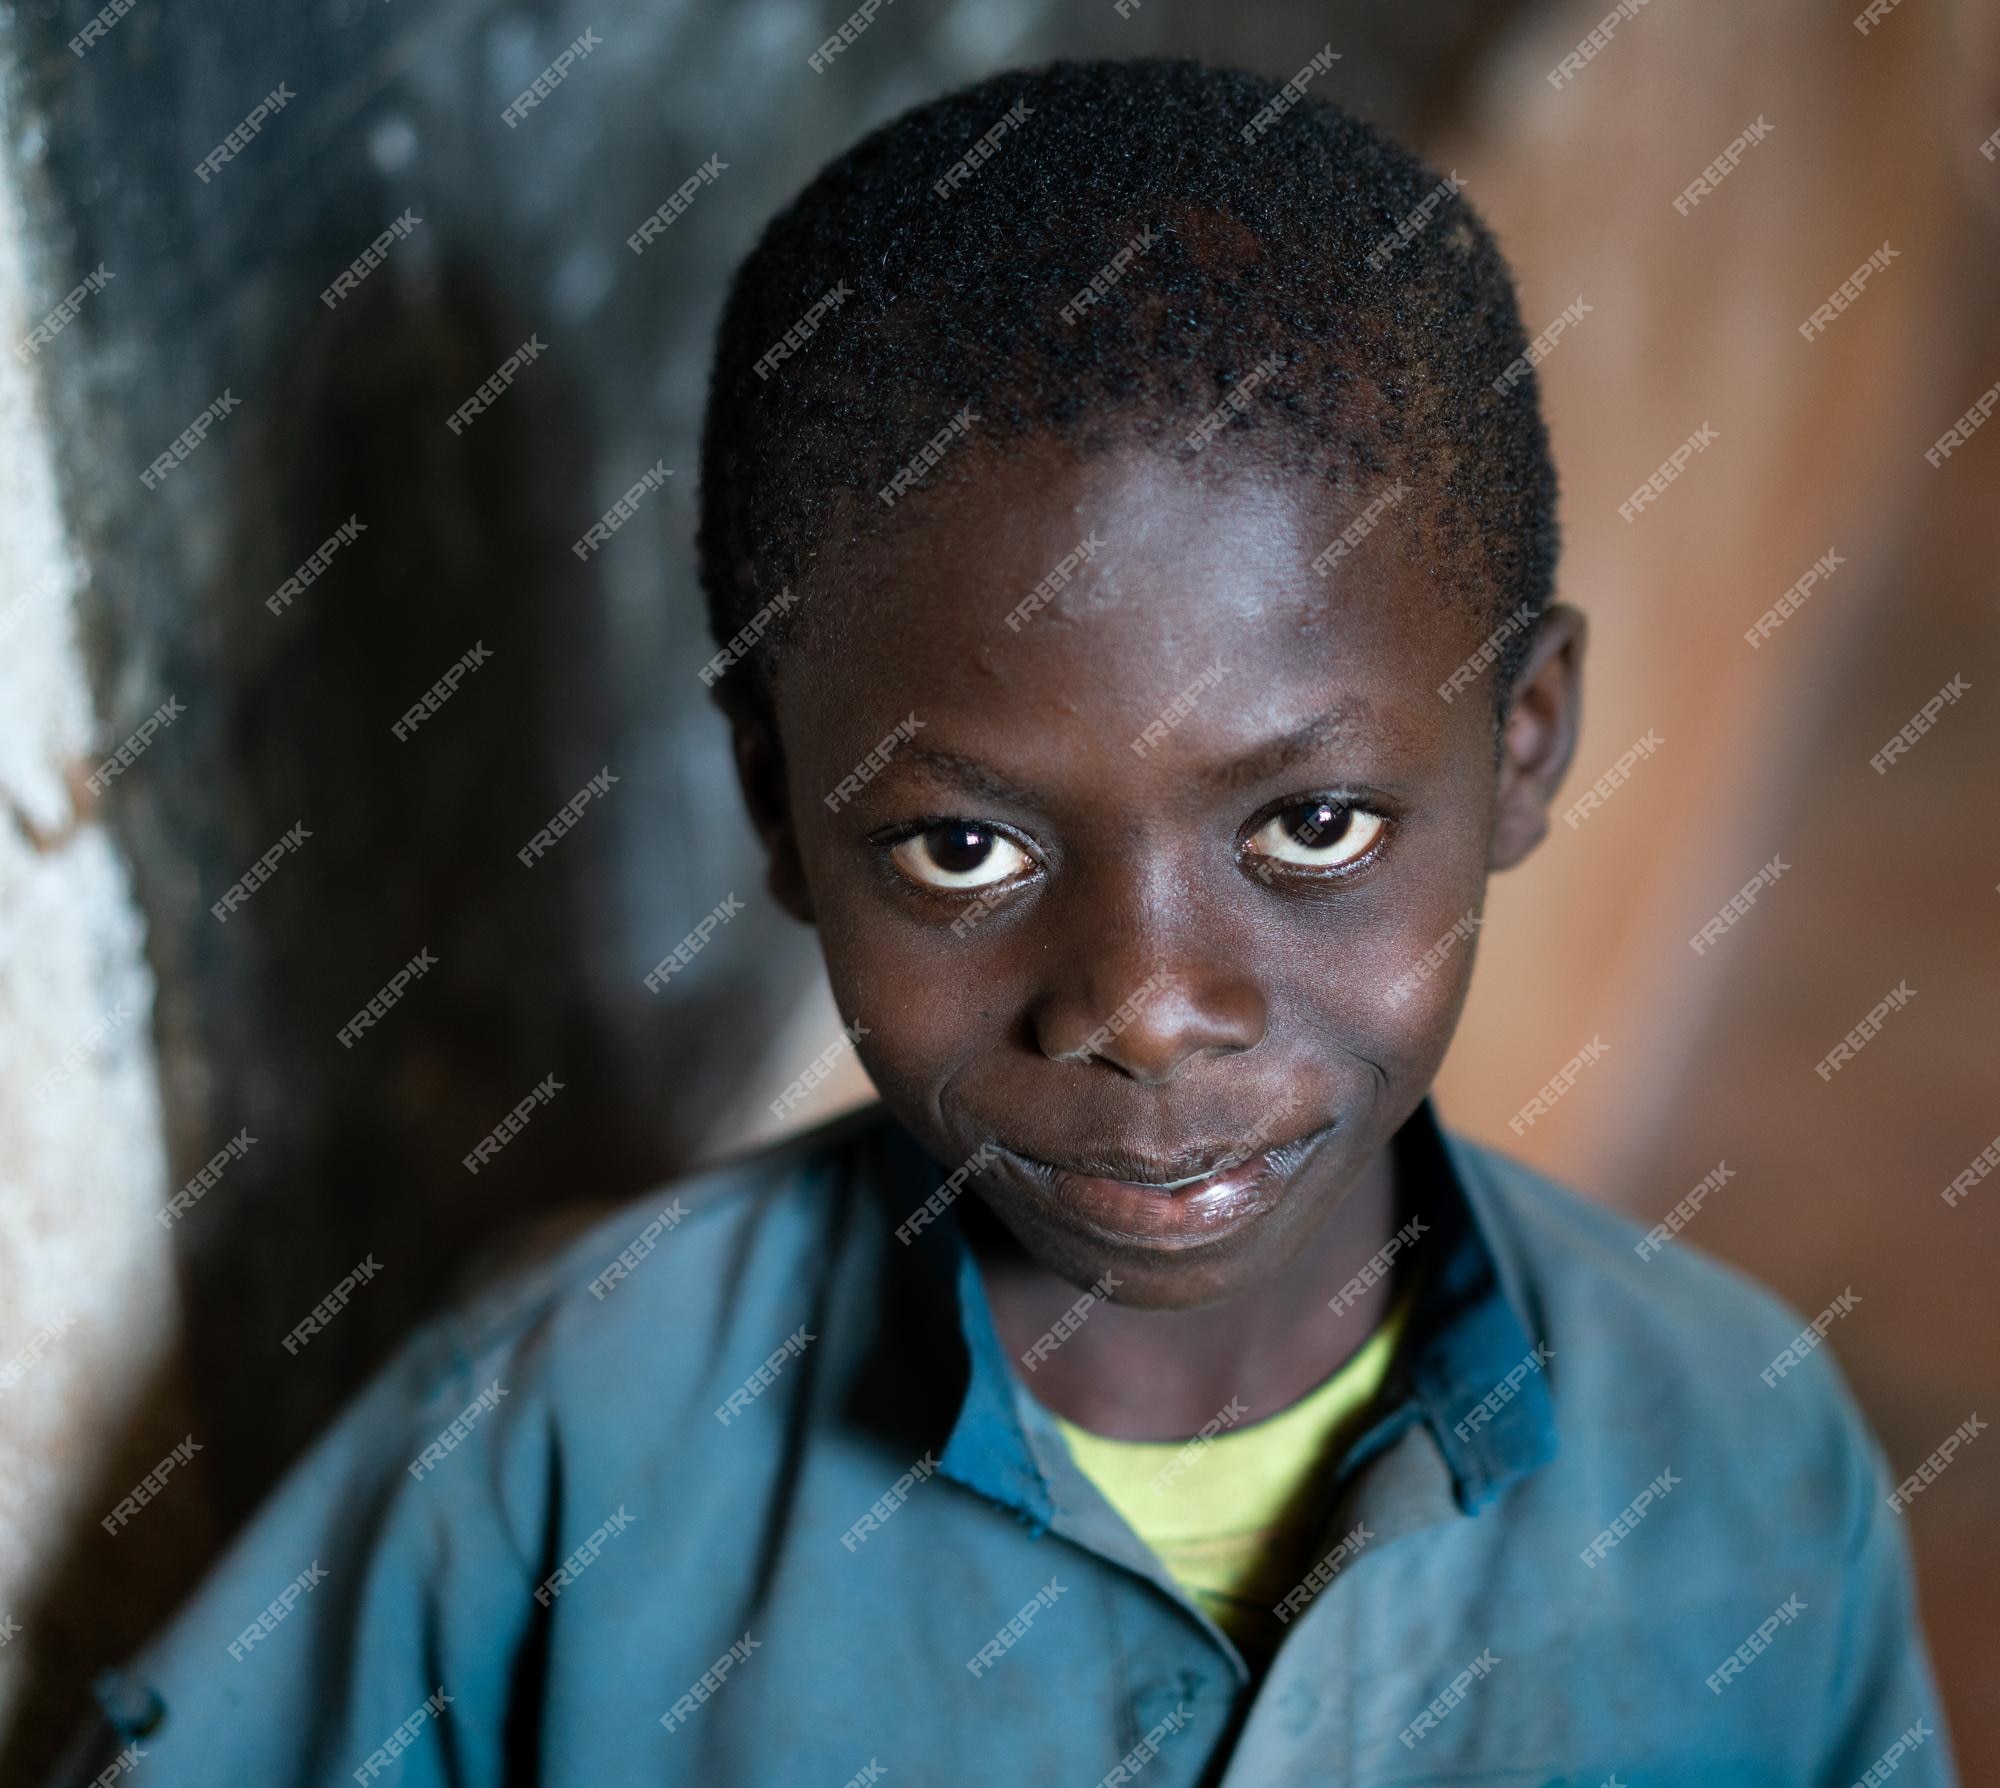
top-left (994, 1120), bottom-right (1336, 1251)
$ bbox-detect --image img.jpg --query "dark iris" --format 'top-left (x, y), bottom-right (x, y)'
top-left (929, 823), bottom-right (995, 874)
top-left (1289, 802), bottom-right (1351, 848)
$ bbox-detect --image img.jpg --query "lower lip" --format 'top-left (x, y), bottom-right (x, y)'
top-left (1005, 1126), bottom-right (1334, 1251)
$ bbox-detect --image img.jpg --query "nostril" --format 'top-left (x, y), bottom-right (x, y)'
top-left (1034, 970), bottom-right (1265, 1083)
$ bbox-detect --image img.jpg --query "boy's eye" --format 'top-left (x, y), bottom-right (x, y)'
top-left (1244, 800), bottom-right (1387, 872)
top-left (889, 822), bottom-right (1036, 891)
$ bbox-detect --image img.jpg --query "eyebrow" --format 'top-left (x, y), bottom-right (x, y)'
top-left (893, 744), bottom-right (1045, 808)
top-left (1196, 706), bottom-right (1375, 792)
top-left (893, 704), bottom-right (1378, 808)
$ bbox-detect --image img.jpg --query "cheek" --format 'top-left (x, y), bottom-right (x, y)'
top-left (1365, 881), bottom-right (1488, 1074)
top-left (1262, 902), bottom-right (1475, 1085)
top-left (1258, 833), bottom-right (1489, 1085)
top-left (1363, 935), bottom-right (1478, 1080)
top-left (810, 882), bottom-right (1002, 1109)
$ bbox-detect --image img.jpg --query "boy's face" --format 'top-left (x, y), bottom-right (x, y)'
top-left (732, 438), bottom-right (1582, 1311)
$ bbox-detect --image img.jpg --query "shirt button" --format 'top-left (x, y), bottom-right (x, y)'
top-left (93, 1668), bottom-right (166, 1736)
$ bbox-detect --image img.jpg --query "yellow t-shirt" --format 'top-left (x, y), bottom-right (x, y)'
top-left (1051, 1269), bottom-right (1420, 1670)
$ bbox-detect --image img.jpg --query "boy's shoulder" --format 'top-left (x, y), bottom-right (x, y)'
top-left (83, 1108), bottom-right (901, 1780)
top-left (430, 1100), bottom-right (898, 1394)
top-left (1449, 1129), bottom-right (1823, 1369)
top-left (1443, 1126), bottom-right (1888, 1547)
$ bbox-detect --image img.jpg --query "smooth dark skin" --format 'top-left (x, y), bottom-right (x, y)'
top-left (725, 435), bottom-right (1583, 1440)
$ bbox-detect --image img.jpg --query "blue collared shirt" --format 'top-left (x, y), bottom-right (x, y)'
top-left (60, 1101), bottom-right (1956, 1786)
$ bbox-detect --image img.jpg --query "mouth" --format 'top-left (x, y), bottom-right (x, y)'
top-left (993, 1120), bottom-right (1337, 1252)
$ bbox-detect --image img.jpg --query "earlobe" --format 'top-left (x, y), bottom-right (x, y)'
top-left (1488, 602), bottom-right (1587, 873)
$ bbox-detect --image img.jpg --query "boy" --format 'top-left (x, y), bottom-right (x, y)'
top-left (58, 58), bottom-right (1954, 1787)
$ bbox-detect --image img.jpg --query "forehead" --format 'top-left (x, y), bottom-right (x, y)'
top-left (779, 440), bottom-right (1487, 785)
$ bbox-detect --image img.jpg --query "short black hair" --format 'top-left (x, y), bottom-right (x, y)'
top-left (697, 55), bottom-right (1558, 721)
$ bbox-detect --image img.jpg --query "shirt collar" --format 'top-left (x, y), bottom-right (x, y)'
top-left (873, 1097), bottom-right (1556, 1531)
top-left (1395, 1099), bottom-right (1560, 1512)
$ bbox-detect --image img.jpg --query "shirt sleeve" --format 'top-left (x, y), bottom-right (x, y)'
top-left (49, 1309), bottom-right (546, 1788)
top-left (1813, 1414), bottom-right (1961, 1788)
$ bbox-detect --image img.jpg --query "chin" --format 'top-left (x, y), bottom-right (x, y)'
top-left (983, 1181), bottom-right (1322, 1313)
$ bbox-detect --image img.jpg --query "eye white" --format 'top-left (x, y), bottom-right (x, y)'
top-left (1246, 803), bottom-right (1385, 870)
top-left (889, 824), bottom-right (1035, 891)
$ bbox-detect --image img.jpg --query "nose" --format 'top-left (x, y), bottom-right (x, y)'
top-left (1029, 865), bottom-right (1267, 1084)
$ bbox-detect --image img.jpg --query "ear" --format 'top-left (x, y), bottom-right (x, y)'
top-left (1489, 602), bottom-right (1587, 873)
top-left (715, 681), bottom-right (816, 925)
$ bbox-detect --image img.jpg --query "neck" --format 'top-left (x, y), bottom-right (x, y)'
top-left (967, 1132), bottom-right (1417, 1441)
